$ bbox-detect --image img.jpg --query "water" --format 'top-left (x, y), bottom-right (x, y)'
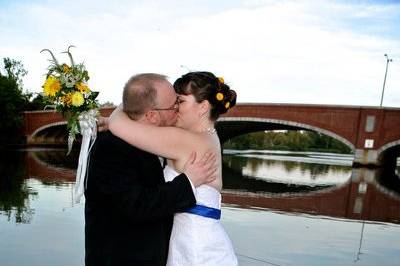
top-left (0, 179), bottom-right (83, 266)
top-left (223, 149), bottom-right (353, 186)
top-left (1, 148), bottom-right (400, 266)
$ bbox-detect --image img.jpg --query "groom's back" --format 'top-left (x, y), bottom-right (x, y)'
top-left (85, 131), bottom-right (163, 194)
top-left (85, 131), bottom-right (171, 266)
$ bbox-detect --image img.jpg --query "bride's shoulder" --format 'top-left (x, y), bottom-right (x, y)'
top-left (195, 133), bottom-right (221, 157)
top-left (192, 131), bottom-right (220, 147)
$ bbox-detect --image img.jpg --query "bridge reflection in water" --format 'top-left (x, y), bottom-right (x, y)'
top-left (25, 149), bottom-right (400, 224)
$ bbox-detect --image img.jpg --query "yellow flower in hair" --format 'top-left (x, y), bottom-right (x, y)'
top-left (71, 91), bottom-right (84, 107)
top-left (218, 77), bottom-right (224, 84)
top-left (216, 92), bottom-right (224, 101)
top-left (43, 76), bottom-right (61, 97)
top-left (225, 102), bottom-right (230, 109)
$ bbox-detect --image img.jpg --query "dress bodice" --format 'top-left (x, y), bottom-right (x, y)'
top-left (163, 165), bottom-right (221, 209)
top-left (163, 165), bottom-right (238, 265)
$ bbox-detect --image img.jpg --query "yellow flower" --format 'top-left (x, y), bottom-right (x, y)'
top-left (216, 92), bottom-right (224, 101)
top-left (218, 77), bottom-right (224, 84)
top-left (71, 91), bottom-right (84, 106)
top-left (62, 64), bottom-right (71, 73)
top-left (225, 102), bottom-right (230, 109)
top-left (60, 93), bottom-right (73, 106)
top-left (76, 82), bottom-right (90, 93)
top-left (43, 76), bottom-right (61, 97)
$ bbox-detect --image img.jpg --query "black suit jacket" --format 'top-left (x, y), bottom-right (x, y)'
top-left (84, 131), bottom-right (196, 266)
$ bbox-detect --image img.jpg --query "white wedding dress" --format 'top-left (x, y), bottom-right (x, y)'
top-left (164, 165), bottom-right (238, 266)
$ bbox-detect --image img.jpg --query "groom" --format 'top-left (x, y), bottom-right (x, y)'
top-left (85, 73), bottom-right (216, 266)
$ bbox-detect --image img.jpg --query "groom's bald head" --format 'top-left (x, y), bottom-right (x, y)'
top-left (122, 73), bottom-right (168, 120)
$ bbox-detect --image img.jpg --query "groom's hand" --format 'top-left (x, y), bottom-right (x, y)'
top-left (183, 151), bottom-right (218, 187)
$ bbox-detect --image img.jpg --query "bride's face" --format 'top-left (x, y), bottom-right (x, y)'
top-left (175, 94), bottom-right (203, 130)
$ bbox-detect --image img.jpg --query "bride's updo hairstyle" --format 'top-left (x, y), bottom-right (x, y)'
top-left (173, 71), bottom-right (237, 121)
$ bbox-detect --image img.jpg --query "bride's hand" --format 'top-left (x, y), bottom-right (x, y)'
top-left (97, 116), bottom-right (109, 132)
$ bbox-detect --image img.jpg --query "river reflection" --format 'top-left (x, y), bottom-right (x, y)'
top-left (0, 148), bottom-right (400, 266)
top-left (0, 151), bottom-right (37, 224)
top-left (223, 150), bottom-right (353, 189)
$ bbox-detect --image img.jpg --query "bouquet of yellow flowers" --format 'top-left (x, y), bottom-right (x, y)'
top-left (41, 45), bottom-right (99, 203)
top-left (41, 45), bottom-right (99, 153)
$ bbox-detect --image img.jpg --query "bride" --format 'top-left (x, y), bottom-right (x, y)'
top-left (108, 71), bottom-right (238, 265)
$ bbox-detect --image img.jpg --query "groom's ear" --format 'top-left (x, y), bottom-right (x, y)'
top-left (144, 110), bottom-right (160, 125)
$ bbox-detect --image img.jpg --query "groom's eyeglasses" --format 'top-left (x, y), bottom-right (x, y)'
top-left (154, 98), bottom-right (179, 112)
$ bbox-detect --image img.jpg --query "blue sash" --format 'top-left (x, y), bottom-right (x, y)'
top-left (184, 204), bottom-right (221, 220)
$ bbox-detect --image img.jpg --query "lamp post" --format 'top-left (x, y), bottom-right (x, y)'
top-left (380, 54), bottom-right (393, 107)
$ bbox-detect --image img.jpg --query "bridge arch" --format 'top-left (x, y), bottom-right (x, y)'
top-left (31, 121), bottom-right (67, 139)
top-left (376, 139), bottom-right (400, 170)
top-left (22, 105), bottom-right (400, 166)
top-left (28, 121), bottom-right (69, 145)
top-left (377, 139), bottom-right (400, 157)
top-left (217, 117), bottom-right (356, 152)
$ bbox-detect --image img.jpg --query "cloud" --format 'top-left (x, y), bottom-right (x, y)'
top-left (0, 0), bottom-right (399, 106)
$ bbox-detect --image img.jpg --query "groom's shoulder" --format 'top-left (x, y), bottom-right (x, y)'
top-left (94, 131), bottom-right (148, 156)
top-left (96, 131), bottom-right (134, 150)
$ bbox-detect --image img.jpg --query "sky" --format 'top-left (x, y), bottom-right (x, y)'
top-left (0, 0), bottom-right (399, 107)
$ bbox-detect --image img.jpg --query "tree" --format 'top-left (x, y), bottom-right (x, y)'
top-left (3, 58), bottom-right (27, 89)
top-left (223, 130), bottom-right (352, 154)
top-left (0, 58), bottom-right (30, 143)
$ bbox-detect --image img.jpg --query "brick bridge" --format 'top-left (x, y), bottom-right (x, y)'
top-left (25, 151), bottom-right (400, 224)
top-left (22, 104), bottom-right (400, 167)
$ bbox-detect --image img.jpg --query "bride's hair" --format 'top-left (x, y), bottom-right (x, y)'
top-left (173, 71), bottom-right (236, 121)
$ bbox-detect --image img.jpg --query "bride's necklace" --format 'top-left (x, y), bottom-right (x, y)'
top-left (198, 117), bottom-right (216, 134)
top-left (203, 127), bottom-right (216, 134)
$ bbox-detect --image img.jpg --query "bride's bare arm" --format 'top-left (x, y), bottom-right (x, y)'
top-left (108, 107), bottom-right (201, 160)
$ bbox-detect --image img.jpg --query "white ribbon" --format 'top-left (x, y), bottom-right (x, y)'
top-left (73, 109), bottom-right (98, 203)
